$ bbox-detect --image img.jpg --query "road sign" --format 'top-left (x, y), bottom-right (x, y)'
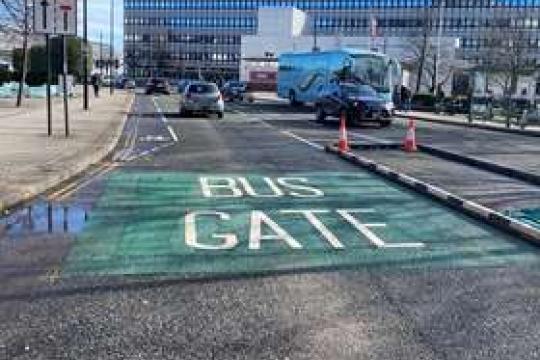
top-left (33, 0), bottom-right (55, 34)
top-left (55, 0), bottom-right (77, 35)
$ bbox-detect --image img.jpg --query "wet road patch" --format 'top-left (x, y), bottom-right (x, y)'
top-left (63, 171), bottom-right (540, 277)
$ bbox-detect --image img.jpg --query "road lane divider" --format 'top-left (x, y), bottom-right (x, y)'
top-left (324, 144), bottom-right (540, 245)
top-left (152, 97), bottom-right (180, 143)
top-left (281, 130), bottom-right (324, 150)
top-left (418, 144), bottom-right (540, 187)
top-left (395, 112), bottom-right (540, 138)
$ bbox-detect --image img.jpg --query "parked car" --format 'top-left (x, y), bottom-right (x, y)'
top-left (179, 81), bottom-right (224, 118)
top-left (101, 75), bottom-right (114, 87)
top-left (410, 93), bottom-right (437, 112)
top-left (115, 77), bottom-right (136, 90)
top-left (525, 108), bottom-right (540, 124)
top-left (124, 79), bottom-right (136, 89)
top-left (145, 78), bottom-right (170, 95)
top-left (221, 81), bottom-right (248, 102)
top-left (177, 79), bottom-right (192, 94)
top-left (314, 83), bottom-right (392, 127)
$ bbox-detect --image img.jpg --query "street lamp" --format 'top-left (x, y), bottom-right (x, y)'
top-left (110, 0), bottom-right (114, 95)
top-left (83, 0), bottom-right (88, 109)
top-left (435, 0), bottom-right (445, 95)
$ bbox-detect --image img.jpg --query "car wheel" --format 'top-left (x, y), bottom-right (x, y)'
top-left (315, 104), bottom-right (326, 123)
top-left (217, 112), bottom-right (224, 119)
top-left (180, 108), bottom-right (191, 117)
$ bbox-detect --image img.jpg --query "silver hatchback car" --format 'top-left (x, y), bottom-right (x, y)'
top-left (179, 82), bottom-right (225, 118)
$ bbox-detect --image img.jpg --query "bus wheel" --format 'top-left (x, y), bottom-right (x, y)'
top-left (315, 105), bottom-right (326, 123)
top-left (289, 90), bottom-right (300, 106)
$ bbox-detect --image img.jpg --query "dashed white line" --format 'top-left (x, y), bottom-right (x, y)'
top-left (281, 130), bottom-right (324, 150)
top-left (152, 97), bottom-right (179, 143)
top-left (167, 125), bottom-right (179, 142)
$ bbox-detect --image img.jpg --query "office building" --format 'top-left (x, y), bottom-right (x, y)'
top-left (124, 0), bottom-right (540, 91)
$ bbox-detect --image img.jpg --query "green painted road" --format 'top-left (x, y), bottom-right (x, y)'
top-left (63, 171), bottom-right (539, 277)
top-left (507, 208), bottom-right (540, 230)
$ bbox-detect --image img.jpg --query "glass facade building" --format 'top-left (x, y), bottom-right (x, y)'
top-left (124, 0), bottom-right (540, 80)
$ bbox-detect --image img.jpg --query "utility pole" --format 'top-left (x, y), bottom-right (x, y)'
top-left (16, 0), bottom-right (29, 107)
top-left (312, 16), bottom-right (319, 52)
top-left (46, 34), bottom-right (52, 136)
top-left (99, 31), bottom-right (103, 76)
top-left (435, 0), bottom-right (445, 95)
top-left (83, 0), bottom-right (89, 110)
top-left (62, 35), bottom-right (69, 137)
top-left (110, 0), bottom-right (114, 95)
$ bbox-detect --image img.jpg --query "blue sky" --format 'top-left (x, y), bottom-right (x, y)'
top-left (78, 0), bottom-right (124, 52)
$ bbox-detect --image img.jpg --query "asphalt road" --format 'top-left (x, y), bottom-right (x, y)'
top-left (0, 95), bottom-right (539, 360)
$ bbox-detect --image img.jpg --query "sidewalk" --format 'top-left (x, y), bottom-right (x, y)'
top-left (0, 90), bottom-right (134, 213)
top-left (396, 110), bottom-right (540, 136)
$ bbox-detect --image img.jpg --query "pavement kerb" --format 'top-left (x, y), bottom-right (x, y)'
top-left (0, 94), bottom-right (135, 215)
top-left (395, 112), bottom-right (540, 137)
top-left (417, 144), bottom-right (540, 187)
top-left (324, 144), bottom-right (540, 246)
top-left (342, 141), bottom-right (540, 188)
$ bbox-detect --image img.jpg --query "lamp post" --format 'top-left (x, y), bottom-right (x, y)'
top-left (83, 0), bottom-right (88, 109)
top-left (110, 0), bottom-right (114, 95)
top-left (435, 0), bottom-right (445, 95)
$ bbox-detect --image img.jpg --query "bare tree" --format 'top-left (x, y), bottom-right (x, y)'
top-left (0, 0), bottom-right (32, 107)
top-left (403, 4), bottom-right (458, 95)
top-left (478, 20), bottom-right (536, 126)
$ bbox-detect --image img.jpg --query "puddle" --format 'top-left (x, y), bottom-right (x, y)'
top-left (0, 201), bottom-right (89, 237)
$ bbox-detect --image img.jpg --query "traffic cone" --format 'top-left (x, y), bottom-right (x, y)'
top-left (338, 113), bottom-right (349, 152)
top-left (403, 119), bottom-right (417, 152)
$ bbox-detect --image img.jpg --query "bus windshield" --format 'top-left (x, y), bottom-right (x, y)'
top-left (351, 54), bottom-right (390, 92)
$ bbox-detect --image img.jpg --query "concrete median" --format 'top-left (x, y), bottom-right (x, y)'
top-left (325, 144), bottom-right (540, 246)
top-left (395, 110), bottom-right (540, 137)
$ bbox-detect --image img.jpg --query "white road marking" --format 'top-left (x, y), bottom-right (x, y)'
top-left (124, 143), bottom-right (174, 162)
top-left (167, 125), bottom-right (179, 142)
top-left (280, 209), bottom-right (344, 249)
top-left (337, 209), bottom-right (424, 249)
top-left (152, 97), bottom-right (179, 143)
top-left (281, 130), bottom-right (324, 150)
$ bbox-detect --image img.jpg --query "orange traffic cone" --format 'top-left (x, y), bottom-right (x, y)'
top-left (338, 113), bottom-right (349, 152)
top-left (403, 119), bottom-right (417, 152)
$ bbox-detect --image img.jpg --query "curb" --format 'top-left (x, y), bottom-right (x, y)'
top-left (395, 113), bottom-right (540, 137)
top-left (417, 144), bottom-right (540, 187)
top-left (342, 141), bottom-right (540, 187)
top-left (0, 94), bottom-right (135, 216)
top-left (325, 145), bottom-right (540, 245)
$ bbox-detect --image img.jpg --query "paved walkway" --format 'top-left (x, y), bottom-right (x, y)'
top-left (0, 90), bottom-right (134, 212)
top-left (397, 110), bottom-right (540, 134)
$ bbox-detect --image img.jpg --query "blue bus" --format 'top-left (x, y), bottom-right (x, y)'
top-left (277, 48), bottom-right (401, 105)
